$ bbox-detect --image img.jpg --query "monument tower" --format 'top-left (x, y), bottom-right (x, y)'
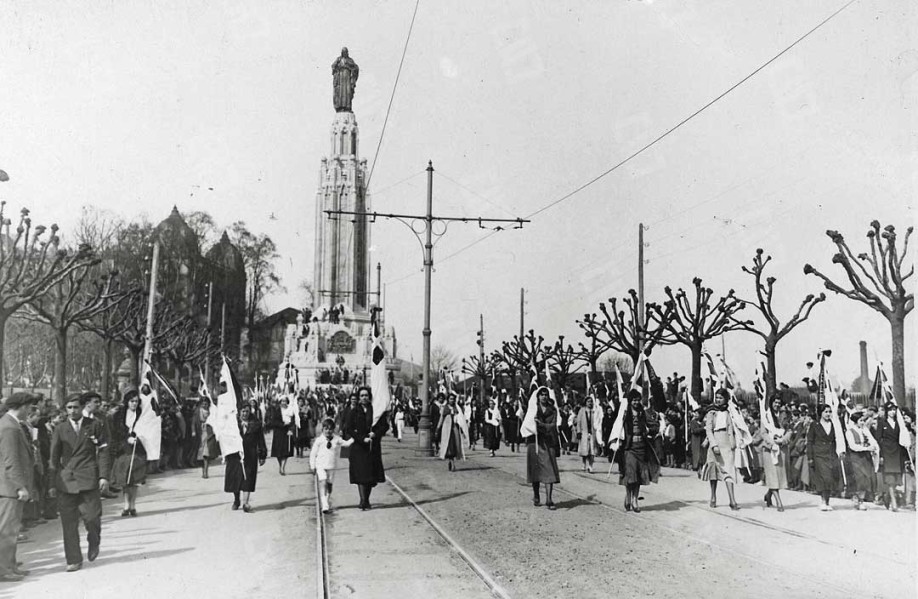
top-left (313, 47), bottom-right (371, 313)
top-left (276, 48), bottom-right (395, 389)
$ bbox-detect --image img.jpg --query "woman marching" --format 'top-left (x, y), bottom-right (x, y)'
top-left (197, 400), bottom-right (219, 479)
top-left (845, 411), bottom-right (879, 510)
top-left (482, 398), bottom-right (502, 457)
top-left (224, 404), bottom-right (268, 513)
top-left (754, 396), bottom-right (791, 512)
top-left (345, 386), bottom-right (388, 510)
top-left (575, 397), bottom-right (601, 473)
top-left (618, 390), bottom-right (661, 513)
top-left (111, 386), bottom-right (147, 517)
top-left (806, 404), bottom-right (843, 512)
top-left (702, 388), bottom-right (740, 510)
top-left (438, 394), bottom-right (467, 471)
top-left (268, 397), bottom-right (297, 475)
top-left (523, 387), bottom-right (561, 510)
top-left (394, 403), bottom-right (406, 442)
top-left (501, 395), bottom-right (520, 453)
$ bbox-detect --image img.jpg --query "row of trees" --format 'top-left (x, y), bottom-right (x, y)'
top-left (0, 202), bottom-right (284, 402)
top-left (463, 221), bottom-right (912, 404)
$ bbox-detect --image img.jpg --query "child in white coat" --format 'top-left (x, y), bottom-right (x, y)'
top-left (309, 418), bottom-right (354, 513)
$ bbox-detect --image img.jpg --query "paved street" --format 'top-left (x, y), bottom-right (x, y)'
top-left (5, 431), bottom-right (915, 599)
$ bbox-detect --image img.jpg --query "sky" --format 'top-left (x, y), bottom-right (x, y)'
top-left (0, 0), bottom-right (915, 388)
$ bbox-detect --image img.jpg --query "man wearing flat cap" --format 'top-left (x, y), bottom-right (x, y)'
top-left (0, 392), bottom-right (37, 581)
top-left (48, 392), bottom-right (112, 572)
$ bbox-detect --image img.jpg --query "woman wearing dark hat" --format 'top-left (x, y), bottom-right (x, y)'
top-left (876, 402), bottom-right (905, 511)
top-left (524, 387), bottom-right (561, 510)
top-left (345, 386), bottom-right (388, 510)
top-left (224, 404), bottom-right (267, 513)
top-left (806, 404), bottom-right (842, 511)
top-left (845, 411), bottom-right (878, 510)
top-left (702, 388), bottom-right (740, 510)
top-left (110, 387), bottom-right (147, 517)
top-left (617, 389), bottom-right (660, 512)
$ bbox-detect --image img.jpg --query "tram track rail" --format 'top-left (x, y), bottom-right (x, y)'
top-left (313, 473), bottom-right (330, 599)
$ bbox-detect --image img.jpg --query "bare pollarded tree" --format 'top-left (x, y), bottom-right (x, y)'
top-left (805, 222), bottom-right (913, 402)
top-left (651, 278), bottom-right (748, 400)
top-left (731, 249), bottom-right (825, 398)
top-left (577, 289), bottom-right (674, 367)
top-left (0, 203), bottom-right (97, 387)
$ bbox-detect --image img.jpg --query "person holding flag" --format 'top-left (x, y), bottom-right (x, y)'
top-left (521, 386), bottom-right (561, 510)
top-left (501, 393), bottom-right (520, 453)
top-left (135, 367), bottom-right (163, 474)
top-left (110, 387), bottom-right (147, 517)
top-left (230, 403), bottom-right (268, 513)
top-left (616, 388), bottom-right (660, 513)
top-left (876, 402), bottom-right (906, 512)
top-left (345, 386), bottom-right (388, 510)
top-left (845, 411), bottom-right (879, 511)
top-left (806, 404), bottom-right (844, 511)
top-left (575, 396), bottom-right (601, 473)
top-left (437, 394), bottom-right (467, 471)
top-left (267, 397), bottom-right (296, 476)
top-left (482, 398), bottom-right (502, 457)
top-left (702, 388), bottom-right (740, 510)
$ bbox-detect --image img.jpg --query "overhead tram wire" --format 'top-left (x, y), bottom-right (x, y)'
top-left (365, 0), bottom-right (422, 191)
top-left (382, 0), bottom-right (858, 284)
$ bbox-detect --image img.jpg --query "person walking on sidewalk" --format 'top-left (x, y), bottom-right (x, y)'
top-left (438, 395), bottom-right (467, 471)
top-left (0, 392), bottom-right (37, 582)
top-left (309, 418), bottom-right (353, 513)
top-left (394, 404), bottom-right (405, 442)
top-left (575, 397), bottom-right (600, 473)
top-left (224, 404), bottom-right (267, 513)
top-left (48, 392), bottom-right (112, 572)
top-left (482, 398), bottom-right (502, 457)
top-left (110, 387), bottom-right (148, 517)
top-left (617, 390), bottom-right (660, 513)
top-left (345, 386), bottom-right (388, 510)
top-left (807, 404), bottom-right (843, 512)
top-left (702, 389), bottom-right (740, 511)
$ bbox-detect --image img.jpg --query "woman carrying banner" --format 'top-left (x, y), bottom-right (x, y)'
top-left (438, 394), bottom-right (466, 471)
top-left (197, 401), bottom-right (219, 479)
top-left (501, 396), bottom-right (520, 453)
top-left (345, 386), bottom-right (388, 511)
top-left (618, 390), bottom-right (660, 513)
top-left (225, 404), bottom-right (267, 513)
top-left (482, 398), bottom-right (502, 457)
top-left (111, 387), bottom-right (147, 517)
top-left (845, 412), bottom-right (878, 510)
top-left (753, 405), bottom-right (790, 512)
top-left (876, 402), bottom-right (905, 512)
top-left (524, 387), bottom-right (561, 510)
top-left (575, 397), bottom-right (601, 473)
top-left (702, 388), bottom-right (740, 510)
top-left (806, 404), bottom-right (842, 511)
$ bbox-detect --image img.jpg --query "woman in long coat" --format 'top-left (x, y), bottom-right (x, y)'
top-left (482, 399), bottom-right (502, 456)
top-left (525, 387), bottom-right (561, 510)
top-left (267, 398), bottom-right (295, 475)
top-left (754, 421), bottom-right (790, 512)
top-left (876, 402), bottom-right (905, 511)
top-left (689, 409), bottom-right (707, 475)
top-left (438, 395), bottom-right (466, 471)
top-left (111, 387), bottom-right (147, 517)
top-left (806, 404), bottom-right (842, 511)
top-left (845, 411), bottom-right (878, 510)
top-left (702, 389), bottom-right (739, 510)
top-left (225, 404), bottom-right (268, 513)
top-left (575, 398), bottom-right (601, 473)
top-left (345, 386), bottom-right (388, 510)
top-left (617, 390), bottom-right (661, 513)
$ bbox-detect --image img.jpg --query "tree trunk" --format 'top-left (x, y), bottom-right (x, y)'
top-left (690, 343), bottom-right (703, 402)
top-left (765, 338), bottom-right (778, 399)
top-left (101, 338), bottom-right (113, 401)
top-left (0, 315), bottom-right (7, 396)
top-left (129, 346), bottom-right (142, 387)
top-left (890, 313), bottom-right (907, 408)
top-left (53, 326), bottom-right (69, 403)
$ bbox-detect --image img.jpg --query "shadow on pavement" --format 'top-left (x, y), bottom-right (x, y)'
top-left (131, 502), bottom-right (227, 518)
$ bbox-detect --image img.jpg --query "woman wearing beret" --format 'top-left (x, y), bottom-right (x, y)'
top-left (111, 387), bottom-right (147, 517)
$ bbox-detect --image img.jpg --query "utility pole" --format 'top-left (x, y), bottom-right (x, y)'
top-left (376, 262), bottom-right (382, 329)
top-left (142, 241), bottom-right (161, 371)
top-left (637, 223), bottom-right (645, 354)
top-left (205, 280), bottom-right (213, 385)
top-left (221, 302), bottom-right (227, 353)
top-left (325, 160), bottom-right (529, 456)
top-left (519, 287), bottom-right (525, 340)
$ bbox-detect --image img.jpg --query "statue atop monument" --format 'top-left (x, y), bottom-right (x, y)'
top-left (332, 47), bottom-right (359, 113)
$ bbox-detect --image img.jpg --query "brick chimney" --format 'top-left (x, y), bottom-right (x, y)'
top-left (859, 341), bottom-right (869, 394)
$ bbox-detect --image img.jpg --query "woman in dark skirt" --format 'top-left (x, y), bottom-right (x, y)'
top-left (225, 404), bottom-right (267, 513)
top-left (296, 397), bottom-right (313, 458)
top-left (617, 390), bottom-right (660, 513)
top-left (111, 387), bottom-right (147, 517)
top-left (345, 386), bottom-right (388, 510)
top-left (438, 395), bottom-right (466, 471)
top-left (524, 387), bottom-right (561, 510)
top-left (845, 411), bottom-right (878, 510)
top-left (876, 402), bottom-right (906, 511)
top-left (501, 396), bottom-right (520, 452)
top-left (267, 398), bottom-right (295, 475)
top-left (482, 398), bottom-right (502, 457)
top-left (197, 402), bottom-right (219, 479)
top-left (806, 404), bottom-right (842, 511)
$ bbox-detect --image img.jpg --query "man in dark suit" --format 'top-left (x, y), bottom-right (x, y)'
top-left (0, 392), bottom-right (37, 581)
top-left (48, 392), bottom-right (112, 572)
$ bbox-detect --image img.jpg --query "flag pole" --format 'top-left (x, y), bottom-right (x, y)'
top-left (142, 241), bottom-right (160, 371)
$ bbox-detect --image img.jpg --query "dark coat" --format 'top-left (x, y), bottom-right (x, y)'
top-left (345, 403), bottom-right (387, 485)
top-left (806, 420), bottom-right (840, 493)
top-left (876, 417), bottom-right (904, 474)
top-left (0, 413), bottom-right (33, 498)
top-left (49, 417), bottom-right (112, 494)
